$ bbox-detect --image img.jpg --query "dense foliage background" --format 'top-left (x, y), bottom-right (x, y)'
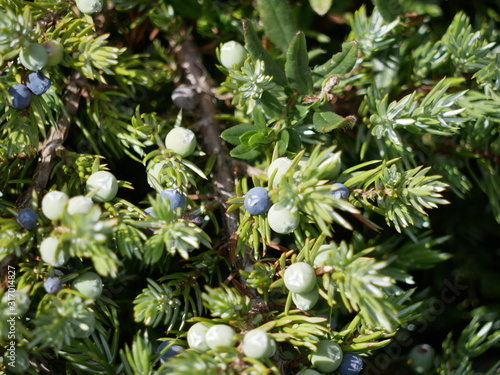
top-left (0, 0), bottom-right (499, 374)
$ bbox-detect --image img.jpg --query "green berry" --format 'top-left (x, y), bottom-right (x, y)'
top-left (292, 287), bottom-right (319, 311)
top-left (297, 370), bottom-right (322, 375)
top-left (67, 195), bottom-right (94, 215)
top-left (267, 204), bottom-right (300, 234)
top-left (86, 171), bottom-right (118, 202)
top-left (41, 190), bottom-right (69, 220)
top-left (165, 127), bottom-right (197, 157)
top-left (75, 0), bottom-right (103, 14)
top-left (242, 329), bottom-right (276, 359)
top-left (187, 322), bottom-right (210, 351)
top-left (72, 309), bottom-right (96, 338)
top-left (40, 237), bottom-right (69, 267)
top-left (268, 157), bottom-right (293, 187)
top-left (219, 41), bottom-right (247, 69)
top-left (43, 39), bottom-right (64, 66)
top-left (284, 262), bottom-right (317, 294)
top-left (205, 324), bottom-right (236, 349)
top-left (4, 346), bottom-right (30, 373)
top-left (72, 271), bottom-right (103, 299)
top-left (310, 340), bottom-right (343, 373)
top-left (19, 43), bottom-right (49, 71)
top-left (408, 344), bottom-right (434, 374)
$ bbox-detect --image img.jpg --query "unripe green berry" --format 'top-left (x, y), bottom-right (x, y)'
top-left (165, 127), bottom-right (197, 157)
top-left (75, 0), bottom-right (103, 14)
top-left (40, 237), bottom-right (68, 267)
top-left (67, 195), bottom-right (94, 215)
top-left (72, 271), bottom-right (103, 299)
top-left (205, 324), bottom-right (236, 349)
top-left (284, 262), bottom-right (317, 294)
top-left (86, 171), bottom-right (118, 202)
top-left (187, 322), bottom-right (210, 351)
top-left (242, 329), bottom-right (276, 359)
top-left (310, 340), bottom-right (343, 373)
top-left (19, 43), bottom-right (49, 71)
top-left (41, 190), bottom-right (69, 220)
top-left (267, 204), bottom-right (300, 234)
top-left (292, 287), bottom-right (319, 311)
top-left (219, 41), bottom-right (247, 69)
top-left (268, 157), bottom-right (293, 187)
top-left (72, 310), bottom-right (96, 338)
top-left (43, 40), bottom-right (64, 66)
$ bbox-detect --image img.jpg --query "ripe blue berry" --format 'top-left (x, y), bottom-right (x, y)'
top-left (332, 183), bottom-right (349, 200)
top-left (26, 71), bottom-right (51, 95)
top-left (160, 188), bottom-right (186, 210)
top-left (244, 187), bottom-right (271, 216)
top-left (44, 276), bottom-right (63, 294)
top-left (338, 353), bottom-right (364, 375)
top-left (157, 340), bottom-right (184, 363)
top-left (171, 84), bottom-right (198, 111)
top-left (9, 84), bottom-right (32, 110)
top-left (17, 208), bottom-right (38, 230)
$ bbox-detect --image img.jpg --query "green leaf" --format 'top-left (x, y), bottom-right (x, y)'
top-left (309, 0), bottom-right (333, 16)
top-left (259, 91), bottom-right (284, 119)
top-left (221, 124), bottom-right (257, 145)
top-left (372, 0), bottom-right (403, 23)
top-left (256, 0), bottom-right (297, 54)
top-left (168, 0), bottom-right (202, 19)
top-left (230, 144), bottom-right (261, 159)
top-left (312, 41), bottom-right (358, 85)
top-left (312, 111), bottom-right (357, 133)
top-left (243, 20), bottom-right (288, 86)
top-left (285, 31), bottom-right (313, 95)
top-left (252, 106), bottom-right (268, 134)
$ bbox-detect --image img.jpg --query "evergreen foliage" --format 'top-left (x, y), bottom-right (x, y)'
top-left (0, 0), bottom-right (499, 374)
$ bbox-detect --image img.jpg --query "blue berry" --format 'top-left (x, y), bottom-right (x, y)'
top-left (44, 276), bottom-right (63, 294)
top-left (144, 206), bottom-right (156, 217)
top-left (338, 353), bottom-right (363, 375)
top-left (26, 71), bottom-right (51, 95)
top-left (160, 189), bottom-right (186, 210)
top-left (244, 187), bottom-right (271, 216)
top-left (157, 340), bottom-right (183, 363)
top-left (332, 183), bottom-right (349, 200)
top-left (9, 84), bottom-right (32, 110)
top-left (17, 208), bottom-right (38, 230)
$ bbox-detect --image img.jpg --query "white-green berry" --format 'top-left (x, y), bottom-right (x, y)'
top-left (284, 262), bottom-right (317, 294)
top-left (187, 322), bottom-right (210, 351)
top-left (242, 329), bottom-right (276, 359)
top-left (268, 157), bottom-right (293, 187)
top-left (165, 127), bottom-right (197, 157)
top-left (310, 340), bottom-right (343, 373)
top-left (19, 43), bottom-right (49, 71)
top-left (72, 271), bottom-right (103, 299)
top-left (205, 324), bottom-right (236, 349)
top-left (219, 41), bottom-right (247, 69)
top-left (43, 39), bottom-right (64, 66)
top-left (40, 237), bottom-right (69, 267)
top-left (267, 204), bottom-right (300, 234)
top-left (67, 195), bottom-right (94, 215)
top-left (75, 0), bottom-right (103, 14)
top-left (86, 171), bottom-right (118, 202)
top-left (292, 287), bottom-right (319, 311)
top-left (41, 190), bottom-right (69, 220)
